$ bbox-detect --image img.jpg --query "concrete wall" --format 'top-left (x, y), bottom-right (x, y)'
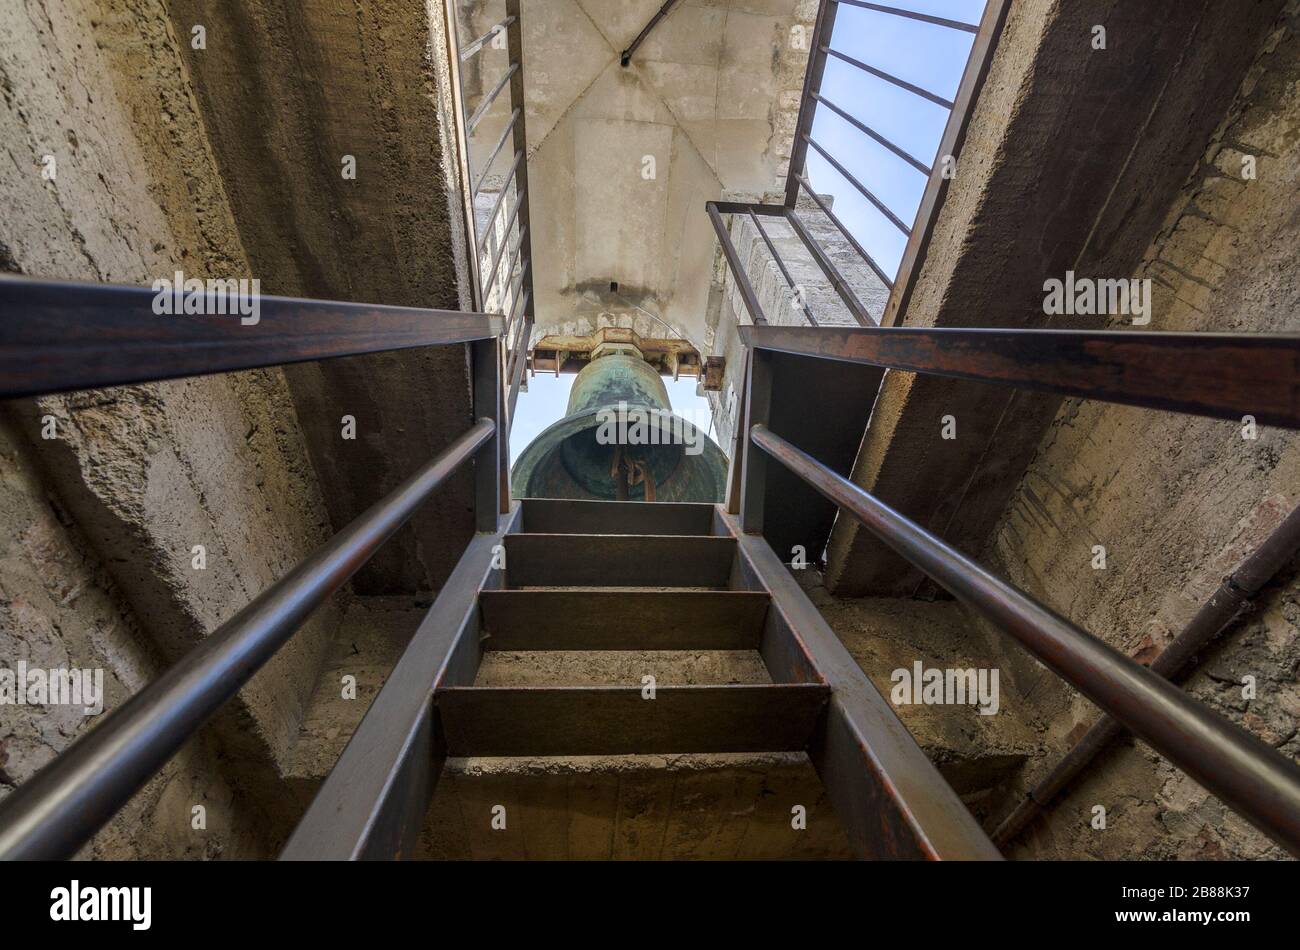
top-left (823, 0), bottom-right (1288, 597)
top-left (168, 0), bottom-right (478, 596)
top-left (0, 0), bottom-right (396, 855)
top-left (0, 418), bottom-right (267, 859)
top-left (984, 5), bottom-right (1300, 860)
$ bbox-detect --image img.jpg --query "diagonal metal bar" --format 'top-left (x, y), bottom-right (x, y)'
top-left (504, 1), bottom-right (535, 325)
top-left (493, 259), bottom-right (526, 364)
top-left (821, 45), bottom-right (954, 108)
top-left (0, 278), bottom-right (502, 399)
top-left (993, 502), bottom-right (1300, 846)
top-left (502, 262), bottom-right (532, 404)
top-left (466, 61), bottom-right (519, 135)
top-left (707, 202), bottom-right (769, 325)
top-left (506, 309), bottom-right (532, 421)
top-left (784, 0), bottom-right (839, 206)
top-left (749, 212), bottom-right (820, 326)
top-left (740, 323), bottom-right (1300, 428)
top-left (620, 0), bottom-right (682, 67)
top-left (472, 107), bottom-right (520, 199)
top-left (783, 210), bottom-right (875, 326)
top-left (833, 0), bottom-right (979, 32)
top-left (459, 15), bottom-right (517, 60)
top-left (796, 175), bottom-right (894, 288)
top-left (442, 0), bottom-right (484, 308)
top-left (805, 134), bottom-right (912, 235)
top-left (811, 91), bottom-right (931, 175)
top-left (476, 149), bottom-right (524, 257)
top-left (482, 199), bottom-right (526, 297)
top-left (506, 259), bottom-right (531, 327)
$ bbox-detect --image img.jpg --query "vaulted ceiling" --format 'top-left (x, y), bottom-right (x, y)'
top-left (460, 0), bottom-right (813, 354)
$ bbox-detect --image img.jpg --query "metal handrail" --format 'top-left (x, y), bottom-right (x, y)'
top-left (992, 501), bottom-right (1300, 845)
top-left (820, 45), bottom-right (954, 109)
top-left (795, 177), bottom-right (893, 287)
top-left (709, 201), bottom-right (876, 327)
top-left (0, 278), bottom-right (503, 399)
top-left (810, 91), bottom-right (932, 175)
top-left (0, 418), bottom-right (496, 860)
top-left (749, 422), bottom-right (1300, 856)
top-left (707, 202), bottom-right (769, 326)
top-left (749, 211), bottom-right (820, 326)
top-left (482, 201), bottom-right (526, 297)
top-left (834, 0), bottom-right (978, 33)
top-left (476, 149), bottom-right (525, 257)
top-left (803, 127), bottom-right (911, 235)
top-left (739, 323), bottom-right (1300, 429)
top-left (782, 206), bottom-right (875, 326)
top-left (472, 107), bottom-right (521, 199)
top-left (620, 0), bottom-right (681, 68)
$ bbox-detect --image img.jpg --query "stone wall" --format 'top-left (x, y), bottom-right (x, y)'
top-left (0, 419), bottom-right (266, 858)
top-left (822, 0), bottom-right (1287, 597)
top-left (0, 0), bottom-right (347, 856)
top-left (986, 5), bottom-right (1300, 860)
top-left (167, 0), bottom-right (477, 596)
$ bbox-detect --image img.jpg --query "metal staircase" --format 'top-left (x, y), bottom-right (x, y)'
top-left (4, 286), bottom-right (1300, 860)
top-left (3, 0), bottom-right (1300, 864)
top-left (280, 495), bottom-right (997, 860)
top-left (437, 500), bottom-right (829, 759)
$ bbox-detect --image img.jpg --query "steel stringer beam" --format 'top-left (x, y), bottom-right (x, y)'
top-left (0, 278), bottom-right (502, 399)
top-left (740, 324), bottom-right (1300, 429)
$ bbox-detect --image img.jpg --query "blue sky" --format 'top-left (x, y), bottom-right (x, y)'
top-left (807, 0), bottom-right (985, 280)
top-left (509, 0), bottom-right (985, 465)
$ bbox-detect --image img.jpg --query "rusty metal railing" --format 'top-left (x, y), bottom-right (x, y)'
top-left (709, 7), bottom-right (1300, 853)
top-left (708, 201), bottom-right (878, 328)
top-left (0, 278), bottom-right (506, 860)
top-left (732, 328), bottom-right (1300, 856)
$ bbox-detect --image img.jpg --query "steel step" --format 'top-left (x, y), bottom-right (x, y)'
top-left (480, 589), bottom-right (769, 650)
top-left (435, 683), bottom-right (829, 756)
top-left (519, 498), bottom-right (717, 536)
top-left (504, 534), bottom-right (737, 588)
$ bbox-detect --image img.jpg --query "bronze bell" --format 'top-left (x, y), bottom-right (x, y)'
top-left (512, 352), bottom-right (728, 502)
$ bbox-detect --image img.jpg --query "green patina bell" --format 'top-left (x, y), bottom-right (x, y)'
top-left (512, 352), bottom-right (728, 502)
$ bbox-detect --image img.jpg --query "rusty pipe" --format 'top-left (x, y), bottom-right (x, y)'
top-left (992, 501), bottom-right (1300, 848)
top-left (620, 0), bottom-right (680, 67)
top-left (751, 422), bottom-right (1300, 856)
